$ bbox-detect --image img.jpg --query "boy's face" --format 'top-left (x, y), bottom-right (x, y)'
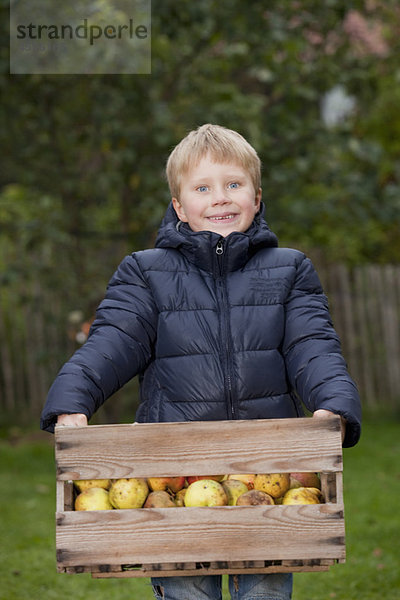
top-left (172, 154), bottom-right (261, 237)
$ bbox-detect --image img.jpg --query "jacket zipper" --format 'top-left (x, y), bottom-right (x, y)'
top-left (215, 239), bottom-right (236, 419)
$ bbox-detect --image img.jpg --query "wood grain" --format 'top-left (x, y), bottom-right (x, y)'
top-left (55, 416), bottom-right (345, 575)
top-left (91, 562), bottom-right (332, 578)
top-left (55, 416), bottom-right (342, 481)
top-left (56, 503), bottom-right (345, 568)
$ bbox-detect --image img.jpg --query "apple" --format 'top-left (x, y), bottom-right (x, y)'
top-left (73, 479), bottom-right (111, 492)
top-left (289, 472), bottom-right (321, 490)
top-left (227, 474), bottom-right (255, 490)
top-left (109, 478), bottom-right (149, 509)
top-left (184, 479), bottom-right (228, 507)
top-left (75, 487), bottom-right (113, 510)
top-left (222, 479), bottom-right (249, 506)
top-left (254, 473), bottom-right (290, 499)
top-left (143, 490), bottom-right (176, 508)
top-left (307, 487), bottom-right (324, 502)
top-left (236, 489), bottom-right (275, 506)
top-left (187, 475), bottom-right (224, 484)
top-left (282, 487), bottom-right (323, 505)
top-left (147, 476), bottom-right (186, 493)
top-left (174, 488), bottom-right (187, 507)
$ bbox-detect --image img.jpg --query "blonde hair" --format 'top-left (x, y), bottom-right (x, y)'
top-left (166, 124), bottom-right (261, 199)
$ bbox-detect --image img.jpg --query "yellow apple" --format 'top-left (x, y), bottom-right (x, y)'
top-left (187, 475), bottom-right (225, 484)
top-left (282, 487), bottom-right (323, 505)
top-left (73, 479), bottom-right (111, 492)
top-left (109, 478), bottom-right (149, 509)
top-left (254, 473), bottom-right (290, 498)
top-left (75, 487), bottom-right (113, 510)
top-left (184, 479), bottom-right (228, 507)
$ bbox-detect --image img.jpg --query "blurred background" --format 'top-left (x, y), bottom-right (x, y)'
top-left (1, 0), bottom-right (400, 430)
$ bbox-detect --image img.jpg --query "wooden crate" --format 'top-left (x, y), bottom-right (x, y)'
top-left (55, 416), bottom-right (345, 578)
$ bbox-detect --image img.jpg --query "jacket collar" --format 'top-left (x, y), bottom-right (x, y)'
top-left (155, 201), bottom-right (278, 273)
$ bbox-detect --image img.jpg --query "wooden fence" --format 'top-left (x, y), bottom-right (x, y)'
top-left (0, 285), bottom-right (74, 421)
top-left (320, 263), bottom-right (400, 411)
top-left (0, 263), bottom-right (399, 423)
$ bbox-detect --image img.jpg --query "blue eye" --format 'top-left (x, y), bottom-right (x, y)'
top-left (197, 185), bottom-right (208, 192)
top-left (229, 182), bottom-right (239, 189)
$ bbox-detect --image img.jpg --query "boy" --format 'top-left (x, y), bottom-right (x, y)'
top-left (41, 124), bottom-right (361, 599)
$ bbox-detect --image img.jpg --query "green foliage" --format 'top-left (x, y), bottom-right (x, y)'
top-left (0, 185), bottom-right (68, 284)
top-left (2, 0), bottom-right (400, 268)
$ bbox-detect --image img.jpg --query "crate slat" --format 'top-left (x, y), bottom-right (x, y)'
top-left (56, 503), bottom-right (345, 568)
top-left (55, 417), bottom-right (342, 481)
top-left (91, 561), bottom-right (333, 578)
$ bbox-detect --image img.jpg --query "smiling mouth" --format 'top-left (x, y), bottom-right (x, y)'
top-left (207, 214), bottom-right (238, 222)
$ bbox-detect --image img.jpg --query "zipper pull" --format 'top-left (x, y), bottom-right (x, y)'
top-left (216, 240), bottom-right (224, 255)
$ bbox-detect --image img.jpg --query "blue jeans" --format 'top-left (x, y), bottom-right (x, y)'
top-left (151, 573), bottom-right (293, 599)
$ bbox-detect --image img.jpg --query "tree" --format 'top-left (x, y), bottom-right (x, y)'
top-left (2, 0), bottom-right (400, 268)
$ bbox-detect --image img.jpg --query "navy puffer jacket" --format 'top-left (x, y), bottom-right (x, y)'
top-left (41, 203), bottom-right (361, 447)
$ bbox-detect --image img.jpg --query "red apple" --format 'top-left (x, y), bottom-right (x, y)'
top-left (289, 472), bottom-right (321, 490)
top-left (147, 476), bottom-right (186, 493)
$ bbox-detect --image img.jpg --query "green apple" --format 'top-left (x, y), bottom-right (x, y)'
top-left (222, 479), bottom-right (249, 505)
top-left (227, 474), bottom-right (255, 490)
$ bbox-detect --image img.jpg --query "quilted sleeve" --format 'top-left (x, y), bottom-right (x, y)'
top-left (40, 254), bottom-right (158, 432)
top-left (282, 255), bottom-right (361, 447)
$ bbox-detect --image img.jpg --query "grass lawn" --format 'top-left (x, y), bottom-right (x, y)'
top-left (293, 417), bottom-right (400, 600)
top-left (0, 418), bottom-right (399, 600)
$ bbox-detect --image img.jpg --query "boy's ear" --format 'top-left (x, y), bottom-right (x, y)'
top-left (255, 188), bottom-right (262, 212)
top-left (172, 197), bottom-right (188, 222)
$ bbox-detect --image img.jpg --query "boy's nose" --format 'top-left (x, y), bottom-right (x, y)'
top-left (211, 187), bottom-right (231, 205)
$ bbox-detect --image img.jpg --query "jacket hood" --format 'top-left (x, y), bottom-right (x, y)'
top-left (155, 201), bottom-right (278, 273)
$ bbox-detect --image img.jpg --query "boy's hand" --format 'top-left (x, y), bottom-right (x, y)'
top-left (56, 413), bottom-right (88, 427)
top-left (313, 409), bottom-right (346, 443)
